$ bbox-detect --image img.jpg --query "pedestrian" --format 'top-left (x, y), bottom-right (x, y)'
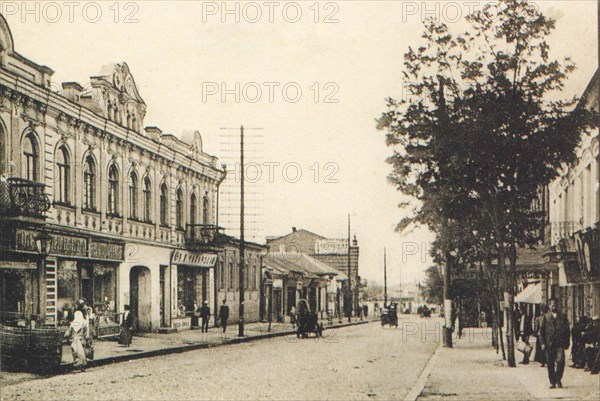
top-left (200, 300), bottom-right (211, 333)
top-left (192, 301), bottom-right (200, 328)
top-left (534, 304), bottom-right (547, 367)
top-left (513, 303), bottom-right (521, 341)
top-left (218, 299), bottom-right (229, 333)
top-left (289, 305), bottom-right (297, 328)
top-left (119, 304), bottom-right (134, 347)
top-left (363, 304), bottom-right (368, 318)
top-left (63, 300), bottom-right (90, 371)
top-left (540, 298), bottom-right (571, 389)
top-left (518, 304), bottom-right (533, 364)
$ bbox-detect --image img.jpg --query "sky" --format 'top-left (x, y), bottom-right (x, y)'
top-left (5, 0), bottom-right (597, 286)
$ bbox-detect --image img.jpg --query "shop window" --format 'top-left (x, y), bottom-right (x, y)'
top-left (92, 265), bottom-right (116, 314)
top-left (57, 260), bottom-right (78, 322)
top-left (0, 269), bottom-right (27, 323)
top-left (177, 266), bottom-right (196, 316)
top-left (22, 133), bottom-right (39, 182)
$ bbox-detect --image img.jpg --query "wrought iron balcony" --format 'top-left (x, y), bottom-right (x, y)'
top-left (0, 178), bottom-right (50, 218)
top-left (184, 224), bottom-right (223, 247)
top-left (548, 220), bottom-right (583, 246)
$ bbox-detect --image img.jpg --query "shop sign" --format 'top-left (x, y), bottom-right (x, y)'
top-left (273, 278), bottom-right (283, 288)
top-left (314, 239), bottom-right (348, 255)
top-left (90, 241), bottom-right (124, 261)
top-left (172, 250), bottom-right (217, 267)
top-left (0, 261), bottom-right (37, 270)
top-left (16, 229), bottom-right (87, 257)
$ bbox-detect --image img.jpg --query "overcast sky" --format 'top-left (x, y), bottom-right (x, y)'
top-left (6, 1), bottom-right (597, 285)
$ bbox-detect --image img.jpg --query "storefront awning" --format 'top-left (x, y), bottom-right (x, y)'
top-left (0, 261), bottom-right (37, 270)
top-left (515, 283), bottom-right (542, 304)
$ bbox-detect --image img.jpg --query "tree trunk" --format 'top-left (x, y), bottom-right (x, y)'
top-left (501, 243), bottom-right (516, 367)
top-left (443, 251), bottom-right (453, 348)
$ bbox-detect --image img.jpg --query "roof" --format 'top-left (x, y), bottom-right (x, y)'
top-left (515, 282), bottom-right (542, 304)
top-left (265, 229), bottom-right (326, 243)
top-left (264, 253), bottom-right (345, 279)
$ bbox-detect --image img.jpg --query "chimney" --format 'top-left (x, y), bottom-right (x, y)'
top-left (61, 82), bottom-right (83, 103)
top-left (144, 126), bottom-right (162, 141)
top-left (292, 227), bottom-right (297, 232)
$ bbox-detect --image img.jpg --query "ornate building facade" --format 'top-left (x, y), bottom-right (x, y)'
top-left (0, 15), bottom-right (266, 334)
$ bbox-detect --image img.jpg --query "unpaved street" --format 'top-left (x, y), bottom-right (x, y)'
top-left (1, 316), bottom-right (440, 401)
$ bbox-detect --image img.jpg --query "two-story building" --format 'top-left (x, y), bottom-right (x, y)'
top-left (0, 15), bottom-right (261, 334)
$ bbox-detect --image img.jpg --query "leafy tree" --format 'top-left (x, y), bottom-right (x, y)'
top-left (423, 266), bottom-right (443, 305)
top-left (378, 0), bottom-right (596, 366)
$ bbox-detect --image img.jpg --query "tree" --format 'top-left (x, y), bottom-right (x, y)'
top-left (378, 0), bottom-right (596, 366)
top-left (423, 266), bottom-right (443, 305)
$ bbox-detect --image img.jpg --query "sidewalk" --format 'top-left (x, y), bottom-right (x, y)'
top-left (415, 328), bottom-right (600, 401)
top-left (61, 317), bottom-right (372, 368)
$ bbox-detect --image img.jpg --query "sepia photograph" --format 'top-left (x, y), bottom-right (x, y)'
top-left (0, 1), bottom-right (598, 400)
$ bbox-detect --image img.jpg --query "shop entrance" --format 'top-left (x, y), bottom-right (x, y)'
top-left (130, 266), bottom-right (152, 332)
top-left (0, 269), bottom-right (28, 323)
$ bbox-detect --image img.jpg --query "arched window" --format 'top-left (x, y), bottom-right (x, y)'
top-left (108, 164), bottom-right (119, 215)
top-left (56, 146), bottom-right (70, 204)
top-left (83, 155), bottom-right (96, 210)
top-left (107, 102), bottom-right (113, 121)
top-left (176, 189), bottom-right (184, 229)
top-left (22, 133), bottom-right (39, 181)
top-left (129, 171), bottom-right (138, 219)
top-left (143, 176), bottom-right (152, 222)
top-left (160, 183), bottom-right (168, 226)
top-left (203, 194), bottom-right (209, 224)
top-left (190, 193), bottom-right (197, 225)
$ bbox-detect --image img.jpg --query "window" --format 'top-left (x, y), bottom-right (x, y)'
top-left (22, 133), bottom-right (39, 181)
top-left (108, 165), bottom-right (119, 215)
top-left (129, 171), bottom-right (138, 219)
top-left (190, 193), bottom-right (197, 225)
top-left (228, 260), bottom-right (234, 290)
top-left (220, 261), bottom-right (226, 290)
top-left (176, 188), bottom-right (184, 229)
top-left (203, 194), bottom-right (209, 224)
top-left (160, 183), bottom-right (168, 226)
top-left (143, 176), bottom-right (152, 222)
top-left (83, 156), bottom-right (96, 210)
top-left (55, 146), bottom-right (70, 204)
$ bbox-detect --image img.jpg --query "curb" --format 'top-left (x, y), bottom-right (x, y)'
top-left (403, 342), bottom-right (443, 401)
top-left (65, 319), bottom-right (372, 371)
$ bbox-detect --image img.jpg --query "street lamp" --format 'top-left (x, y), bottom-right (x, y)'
top-left (35, 231), bottom-right (52, 256)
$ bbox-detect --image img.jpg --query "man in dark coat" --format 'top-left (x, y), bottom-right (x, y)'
top-left (218, 299), bottom-right (230, 333)
top-left (199, 300), bottom-right (211, 333)
top-left (539, 298), bottom-right (571, 389)
top-left (120, 304), bottom-right (134, 347)
top-left (518, 304), bottom-right (533, 364)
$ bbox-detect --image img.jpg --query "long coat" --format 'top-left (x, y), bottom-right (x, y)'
top-left (539, 311), bottom-right (570, 350)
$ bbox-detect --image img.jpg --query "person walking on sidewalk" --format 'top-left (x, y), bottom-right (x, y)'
top-left (199, 300), bottom-right (211, 333)
top-left (219, 299), bottom-right (230, 333)
top-left (534, 304), bottom-right (548, 367)
top-left (540, 298), bottom-right (571, 389)
top-left (518, 304), bottom-right (533, 364)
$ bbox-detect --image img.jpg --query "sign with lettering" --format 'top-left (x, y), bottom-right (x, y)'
top-left (16, 229), bottom-right (87, 257)
top-left (314, 239), bottom-right (348, 255)
top-left (172, 250), bottom-right (217, 268)
top-left (90, 241), bottom-right (124, 261)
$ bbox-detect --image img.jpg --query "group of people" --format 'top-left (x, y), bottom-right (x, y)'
top-left (514, 299), bottom-right (575, 389)
top-left (193, 299), bottom-right (230, 333)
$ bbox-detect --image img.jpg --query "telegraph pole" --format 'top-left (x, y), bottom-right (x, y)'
top-left (239, 125), bottom-right (245, 337)
top-left (384, 248), bottom-right (388, 308)
top-left (347, 213), bottom-right (352, 322)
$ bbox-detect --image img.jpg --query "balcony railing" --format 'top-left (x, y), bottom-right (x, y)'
top-left (549, 220), bottom-right (583, 246)
top-left (185, 224), bottom-right (222, 247)
top-left (0, 178), bottom-right (50, 218)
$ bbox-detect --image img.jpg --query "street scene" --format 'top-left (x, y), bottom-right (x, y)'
top-left (1, 1), bottom-right (600, 400)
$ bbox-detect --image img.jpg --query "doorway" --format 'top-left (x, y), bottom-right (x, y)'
top-left (130, 266), bottom-right (152, 332)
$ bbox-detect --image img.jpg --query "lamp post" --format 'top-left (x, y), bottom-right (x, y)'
top-left (34, 230), bottom-right (52, 323)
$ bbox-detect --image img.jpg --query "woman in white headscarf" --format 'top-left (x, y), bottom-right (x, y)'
top-left (64, 301), bottom-right (90, 370)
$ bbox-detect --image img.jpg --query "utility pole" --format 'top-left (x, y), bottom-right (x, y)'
top-left (239, 125), bottom-right (245, 337)
top-left (399, 258), bottom-right (402, 312)
top-left (384, 248), bottom-right (387, 307)
top-left (347, 213), bottom-right (352, 322)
